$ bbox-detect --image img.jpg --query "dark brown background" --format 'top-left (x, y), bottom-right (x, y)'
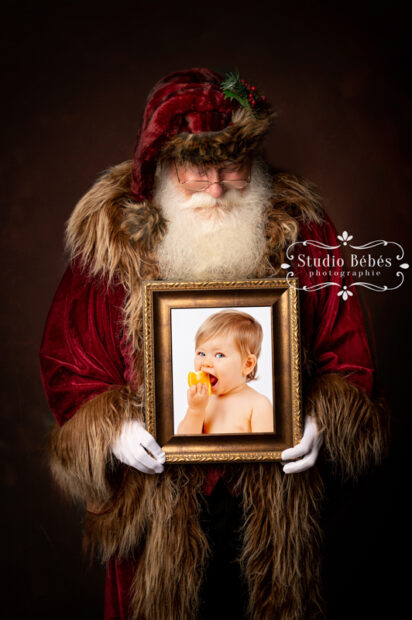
top-left (1, 1), bottom-right (410, 618)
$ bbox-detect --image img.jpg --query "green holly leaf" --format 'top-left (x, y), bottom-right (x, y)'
top-left (222, 89), bottom-right (251, 109)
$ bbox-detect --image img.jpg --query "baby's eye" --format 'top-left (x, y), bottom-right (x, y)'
top-left (215, 352), bottom-right (225, 359)
top-left (197, 351), bottom-right (205, 357)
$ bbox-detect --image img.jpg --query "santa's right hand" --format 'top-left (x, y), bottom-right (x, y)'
top-left (112, 420), bottom-right (166, 474)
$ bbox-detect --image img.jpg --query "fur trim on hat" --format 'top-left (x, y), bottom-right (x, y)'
top-left (160, 107), bottom-right (274, 166)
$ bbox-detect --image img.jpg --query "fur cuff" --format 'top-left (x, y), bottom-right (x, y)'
top-left (307, 373), bottom-right (389, 479)
top-left (49, 385), bottom-right (143, 505)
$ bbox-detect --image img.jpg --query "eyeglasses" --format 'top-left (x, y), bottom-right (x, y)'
top-left (174, 161), bottom-right (251, 193)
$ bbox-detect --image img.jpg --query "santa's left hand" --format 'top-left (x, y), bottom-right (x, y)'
top-left (281, 415), bottom-right (323, 474)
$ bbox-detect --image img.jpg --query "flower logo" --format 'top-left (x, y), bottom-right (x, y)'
top-left (337, 286), bottom-right (353, 301)
top-left (337, 231), bottom-right (353, 246)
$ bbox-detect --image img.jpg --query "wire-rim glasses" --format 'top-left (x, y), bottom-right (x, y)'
top-left (174, 161), bottom-right (251, 193)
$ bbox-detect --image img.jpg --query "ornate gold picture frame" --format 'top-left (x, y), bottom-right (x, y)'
top-left (143, 279), bottom-right (302, 463)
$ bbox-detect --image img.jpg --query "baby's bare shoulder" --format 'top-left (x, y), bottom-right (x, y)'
top-left (246, 385), bottom-right (272, 407)
top-left (248, 387), bottom-right (274, 432)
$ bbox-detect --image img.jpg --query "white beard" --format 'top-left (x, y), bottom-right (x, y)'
top-left (154, 161), bottom-right (272, 281)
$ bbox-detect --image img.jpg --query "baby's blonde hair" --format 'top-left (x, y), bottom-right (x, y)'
top-left (195, 309), bottom-right (263, 381)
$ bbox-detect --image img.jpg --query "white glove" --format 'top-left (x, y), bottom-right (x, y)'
top-left (112, 420), bottom-right (166, 474)
top-left (281, 415), bottom-right (322, 474)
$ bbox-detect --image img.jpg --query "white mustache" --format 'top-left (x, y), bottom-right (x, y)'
top-left (180, 192), bottom-right (238, 211)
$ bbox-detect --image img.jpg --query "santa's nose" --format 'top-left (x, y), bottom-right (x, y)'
top-left (205, 182), bottom-right (224, 199)
top-left (204, 169), bottom-right (225, 199)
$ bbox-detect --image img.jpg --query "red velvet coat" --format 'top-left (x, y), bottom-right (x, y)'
top-left (39, 162), bottom-right (386, 620)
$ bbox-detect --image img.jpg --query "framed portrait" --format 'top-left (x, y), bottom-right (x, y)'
top-left (143, 279), bottom-right (303, 463)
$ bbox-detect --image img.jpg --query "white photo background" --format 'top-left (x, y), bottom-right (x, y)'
top-left (171, 306), bottom-right (274, 434)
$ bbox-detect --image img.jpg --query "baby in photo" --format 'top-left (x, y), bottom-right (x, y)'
top-left (177, 310), bottom-right (274, 434)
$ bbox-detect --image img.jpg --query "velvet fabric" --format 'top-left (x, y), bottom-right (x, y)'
top-left (39, 264), bottom-right (132, 425)
top-left (131, 68), bottom-right (235, 202)
top-left (104, 556), bottom-right (135, 620)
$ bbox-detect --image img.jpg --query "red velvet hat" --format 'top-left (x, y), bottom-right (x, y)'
top-left (131, 68), bottom-right (272, 203)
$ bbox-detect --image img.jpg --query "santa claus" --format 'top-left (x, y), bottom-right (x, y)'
top-left (40, 68), bottom-right (387, 619)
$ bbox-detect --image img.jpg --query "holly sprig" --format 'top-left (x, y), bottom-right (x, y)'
top-left (221, 70), bottom-right (267, 113)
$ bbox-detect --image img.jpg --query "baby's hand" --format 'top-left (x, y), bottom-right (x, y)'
top-left (177, 384), bottom-right (209, 434)
top-left (187, 382), bottom-right (209, 412)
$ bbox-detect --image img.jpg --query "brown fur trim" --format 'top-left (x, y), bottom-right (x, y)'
top-left (254, 170), bottom-right (323, 276)
top-left (160, 107), bottom-right (274, 166)
top-left (307, 373), bottom-right (389, 479)
top-left (273, 171), bottom-right (324, 224)
top-left (66, 161), bottom-right (164, 354)
top-left (50, 385), bottom-right (142, 505)
top-left (66, 161), bottom-right (165, 288)
top-left (237, 464), bottom-right (325, 620)
top-left (121, 200), bottom-right (166, 250)
top-left (258, 205), bottom-right (299, 277)
top-left (83, 465), bottom-right (209, 620)
top-left (84, 461), bottom-right (325, 620)
top-left (84, 468), bottom-right (148, 562)
top-left (129, 466), bottom-right (209, 620)
top-left (66, 161), bottom-right (133, 282)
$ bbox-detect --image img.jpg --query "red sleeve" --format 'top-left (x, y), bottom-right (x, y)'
top-left (39, 262), bottom-right (132, 425)
top-left (294, 213), bottom-right (375, 396)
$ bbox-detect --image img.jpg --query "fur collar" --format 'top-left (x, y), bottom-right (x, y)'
top-left (66, 159), bottom-right (322, 288)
